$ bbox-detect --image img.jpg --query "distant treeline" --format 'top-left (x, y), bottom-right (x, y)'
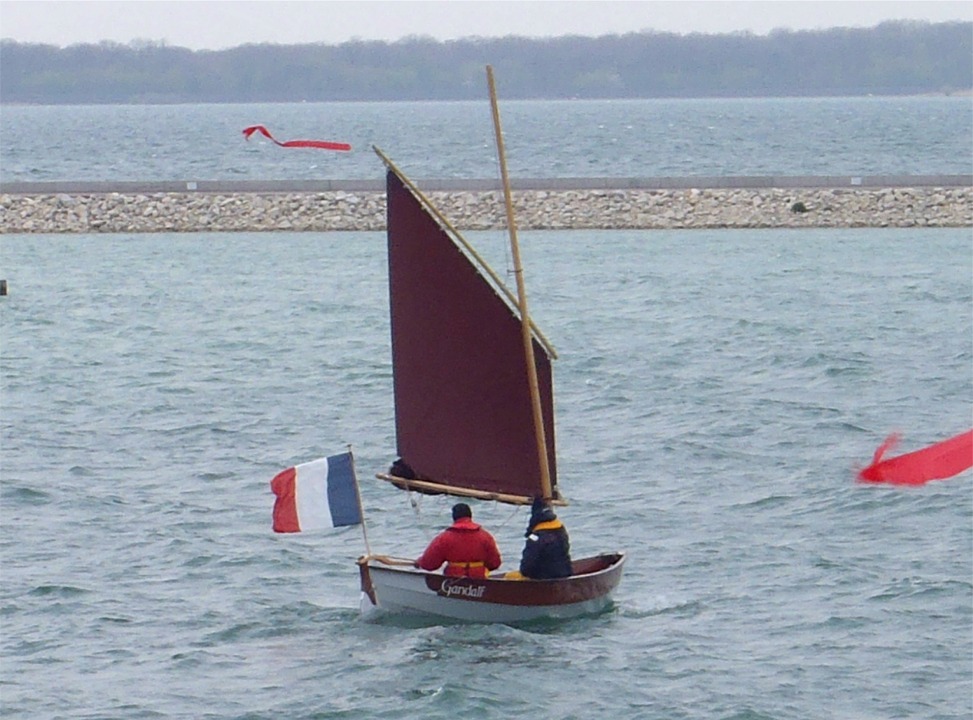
top-left (1, 21), bottom-right (970, 104)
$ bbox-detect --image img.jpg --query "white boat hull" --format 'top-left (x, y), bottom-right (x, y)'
top-left (358, 553), bottom-right (625, 624)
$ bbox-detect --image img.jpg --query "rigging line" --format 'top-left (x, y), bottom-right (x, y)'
top-left (489, 126), bottom-right (517, 287)
top-left (406, 490), bottom-right (436, 543)
top-left (492, 501), bottom-right (523, 532)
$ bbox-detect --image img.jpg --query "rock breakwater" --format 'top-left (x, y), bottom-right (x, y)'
top-left (1, 186), bottom-right (971, 233)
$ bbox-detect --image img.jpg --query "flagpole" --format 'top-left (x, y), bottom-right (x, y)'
top-left (348, 445), bottom-right (373, 557)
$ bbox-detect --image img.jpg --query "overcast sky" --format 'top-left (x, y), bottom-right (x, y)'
top-left (1, 1), bottom-right (970, 49)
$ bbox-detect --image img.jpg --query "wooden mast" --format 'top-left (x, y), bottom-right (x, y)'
top-left (486, 65), bottom-right (554, 501)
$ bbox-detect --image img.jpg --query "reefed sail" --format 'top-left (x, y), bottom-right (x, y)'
top-left (385, 167), bottom-right (558, 501)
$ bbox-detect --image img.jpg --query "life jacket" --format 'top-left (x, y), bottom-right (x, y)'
top-left (415, 516), bottom-right (502, 577)
top-left (444, 560), bottom-right (488, 578)
top-left (531, 519), bottom-right (563, 533)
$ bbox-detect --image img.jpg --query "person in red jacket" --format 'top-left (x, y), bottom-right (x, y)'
top-left (414, 503), bottom-right (502, 578)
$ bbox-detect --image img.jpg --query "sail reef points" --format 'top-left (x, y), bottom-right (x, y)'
top-left (1, 184), bottom-right (970, 233)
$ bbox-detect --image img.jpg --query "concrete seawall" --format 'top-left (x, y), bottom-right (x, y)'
top-left (2, 177), bottom-right (971, 233)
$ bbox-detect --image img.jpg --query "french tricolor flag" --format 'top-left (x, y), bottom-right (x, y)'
top-left (271, 452), bottom-right (362, 532)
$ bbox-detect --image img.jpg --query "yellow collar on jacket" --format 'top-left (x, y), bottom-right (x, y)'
top-left (531, 519), bottom-right (563, 532)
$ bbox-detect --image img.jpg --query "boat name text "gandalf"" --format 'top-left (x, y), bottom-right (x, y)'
top-left (439, 579), bottom-right (487, 599)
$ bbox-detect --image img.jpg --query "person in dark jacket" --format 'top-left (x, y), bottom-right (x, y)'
top-left (519, 496), bottom-right (572, 579)
top-left (414, 503), bottom-right (502, 578)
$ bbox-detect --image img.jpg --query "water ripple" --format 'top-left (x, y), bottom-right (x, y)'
top-left (1, 227), bottom-right (970, 720)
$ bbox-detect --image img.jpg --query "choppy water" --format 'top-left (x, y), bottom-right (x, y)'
top-left (1, 227), bottom-right (971, 719)
top-left (1, 96), bottom-right (971, 182)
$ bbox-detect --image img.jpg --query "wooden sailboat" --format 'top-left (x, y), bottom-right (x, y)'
top-left (356, 67), bottom-right (625, 623)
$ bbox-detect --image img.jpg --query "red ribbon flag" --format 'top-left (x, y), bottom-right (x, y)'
top-left (858, 429), bottom-right (973, 486)
top-left (242, 125), bottom-right (351, 152)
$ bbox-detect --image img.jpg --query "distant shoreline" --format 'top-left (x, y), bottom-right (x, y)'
top-left (1, 91), bottom-right (971, 107)
top-left (4, 23), bottom-right (969, 105)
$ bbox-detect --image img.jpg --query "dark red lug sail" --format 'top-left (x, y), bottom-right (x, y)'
top-left (385, 169), bottom-right (557, 499)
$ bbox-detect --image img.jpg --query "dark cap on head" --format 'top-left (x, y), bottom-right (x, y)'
top-left (452, 503), bottom-right (473, 521)
top-left (529, 496), bottom-right (557, 526)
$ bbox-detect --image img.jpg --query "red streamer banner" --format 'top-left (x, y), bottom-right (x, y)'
top-left (242, 125), bottom-right (351, 152)
top-left (857, 429), bottom-right (973, 486)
